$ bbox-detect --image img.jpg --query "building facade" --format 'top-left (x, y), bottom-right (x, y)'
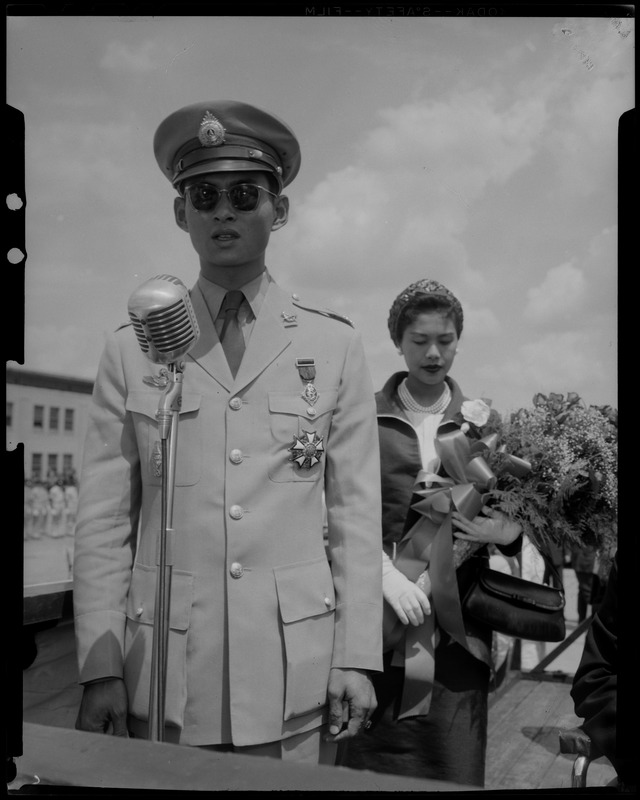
top-left (7, 367), bottom-right (94, 483)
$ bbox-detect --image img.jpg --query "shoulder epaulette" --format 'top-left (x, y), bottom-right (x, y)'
top-left (291, 296), bottom-right (354, 327)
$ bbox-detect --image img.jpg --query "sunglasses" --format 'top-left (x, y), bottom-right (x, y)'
top-left (184, 182), bottom-right (278, 213)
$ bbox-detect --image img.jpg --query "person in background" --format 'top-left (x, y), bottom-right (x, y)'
top-left (338, 279), bottom-right (522, 787)
top-left (63, 478), bottom-right (79, 537)
top-left (48, 479), bottom-right (66, 538)
top-left (571, 543), bottom-right (598, 623)
top-left (30, 480), bottom-right (49, 539)
top-left (543, 539), bottom-right (565, 590)
top-left (73, 100), bottom-right (382, 765)
top-left (571, 555), bottom-right (633, 791)
top-left (24, 480), bottom-right (34, 540)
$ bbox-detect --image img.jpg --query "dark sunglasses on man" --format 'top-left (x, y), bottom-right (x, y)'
top-left (184, 182), bottom-right (279, 213)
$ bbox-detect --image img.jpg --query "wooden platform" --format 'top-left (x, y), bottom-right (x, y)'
top-left (486, 673), bottom-right (617, 790)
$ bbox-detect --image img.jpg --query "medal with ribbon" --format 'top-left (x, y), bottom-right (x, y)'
top-left (295, 358), bottom-right (319, 409)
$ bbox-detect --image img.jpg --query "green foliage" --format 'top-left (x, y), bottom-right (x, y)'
top-left (482, 392), bottom-right (618, 557)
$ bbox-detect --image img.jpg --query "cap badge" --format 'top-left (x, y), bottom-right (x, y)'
top-left (199, 112), bottom-right (226, 147)
top-left (289, 430), bottom-right (325, 470)
top-left (142, 370), bottom-right (170, 389)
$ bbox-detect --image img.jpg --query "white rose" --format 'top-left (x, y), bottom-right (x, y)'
top-left (461, 398), bottom-right (491, 427)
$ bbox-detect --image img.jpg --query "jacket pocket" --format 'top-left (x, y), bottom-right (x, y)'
top-left (126, 391), bottom-right (202, 486)
top-left (267, 389), bottom-right (338, 483)
top-left (123, 564), bottom-right (194, 728)
top-left (274, 557), bottom-right (336, 720)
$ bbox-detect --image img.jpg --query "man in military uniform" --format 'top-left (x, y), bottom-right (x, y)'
top-left (73, 101), bottom-right (383, 764)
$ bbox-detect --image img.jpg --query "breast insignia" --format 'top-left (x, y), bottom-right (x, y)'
top-left (289, 430), bottom-right (325, 469)
top-left (281, 311), bottom-right (298, 327)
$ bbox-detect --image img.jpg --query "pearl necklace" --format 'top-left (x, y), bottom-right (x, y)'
top-left (398, 378), bottom-right (451, 415)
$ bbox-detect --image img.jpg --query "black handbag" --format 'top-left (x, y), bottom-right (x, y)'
top-left (462, 552), bottom-right (566, 642)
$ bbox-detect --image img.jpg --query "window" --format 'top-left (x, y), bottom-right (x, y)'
top-left (33, 405), bottom-right (44, 429)
top-left (49, 407), bottom-right (60, 431)
top-left (64, 408), bottom-right (74, 432)
top-left (47, 454), bottom-right (58, 478)
top-left (6, 402), bottom-right (13, 427)
top-left (31, 453), bottom-right (42, 480)
top-left (63, 454), bottom-right (73, 475)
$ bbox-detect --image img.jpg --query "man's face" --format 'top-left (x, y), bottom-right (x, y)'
top-left (174, 170), bottom-right (288, 278)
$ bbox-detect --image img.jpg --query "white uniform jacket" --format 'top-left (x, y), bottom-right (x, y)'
top-left (73, 276), bottom-right (383, 746)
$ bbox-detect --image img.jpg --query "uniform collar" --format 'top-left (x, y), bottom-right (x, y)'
top-left (188, 276), bottom-right (292, 392)
top-left (197, 269), bottom-right (271, 321)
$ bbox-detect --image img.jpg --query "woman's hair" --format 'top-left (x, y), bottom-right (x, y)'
top-left (388, 279), bottom-right (464, 345)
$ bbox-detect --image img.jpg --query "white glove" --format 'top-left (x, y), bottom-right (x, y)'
top-left (382, 551), bottom-right (431, 626)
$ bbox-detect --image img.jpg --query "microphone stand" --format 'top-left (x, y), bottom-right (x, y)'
top-left (148, 360), bottom-right (185, 742)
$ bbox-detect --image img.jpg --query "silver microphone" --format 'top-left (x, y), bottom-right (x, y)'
top-left (128, 275), bottom-right (200, 364)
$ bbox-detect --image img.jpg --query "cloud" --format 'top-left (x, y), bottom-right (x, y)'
top-left (543, 20), bottom-right (634, 198)
top-left (11, 16), bottom-right (625, 416)
top-left (523, 225), bottom-right (617, 329)
top-left (582, 226), bottom-right (618, 306)
top-left (276, 89), bottom-right (549, 300)
top-left (365, 90), bottom-right (547, 192)
top-left (22, 324), bottom-right (105, 380)
top-left (524, 262), bottom-right (587, 325)
top-left (100, 40), bottom-right (162, 73)
top-left (27, 117), bottom-right (140, 207)
top-left (475, 327), bottom-right (615, 412)
top-left (519, 331), bottom-right (606, 388)
top-left (463, 305), bottom-right (502, 338)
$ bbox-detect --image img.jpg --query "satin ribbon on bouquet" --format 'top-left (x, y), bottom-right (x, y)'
top-left (388, 420), bottom-right (530, 720)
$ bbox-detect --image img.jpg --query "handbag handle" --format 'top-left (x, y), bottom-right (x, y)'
top-left (519, 542), bottom-right (565, 592)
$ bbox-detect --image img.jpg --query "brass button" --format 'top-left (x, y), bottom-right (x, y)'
top-left (306, 407), bottom-right (317, 417)
top-left (229, 397), bottom-right (242, 411)
top-left (229, 505), bottom-right (244, 520)
top-left (229, 449), bottom-right (243, 464)
top-left (136, 606), bottom-right (144, 617)
top-left (230, 562), bottom-right (244, 579)
top-left (324, 597), bottom-right (332, 608)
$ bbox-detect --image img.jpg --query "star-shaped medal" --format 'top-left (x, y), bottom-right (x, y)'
top-left (288, 430), bottom-right (325, 469)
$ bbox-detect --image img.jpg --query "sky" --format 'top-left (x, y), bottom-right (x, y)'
top-left (6, 12), bottom-right (633, 415)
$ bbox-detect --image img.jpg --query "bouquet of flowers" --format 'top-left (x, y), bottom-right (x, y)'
top-left (447, 392), bottom-right (618, 568)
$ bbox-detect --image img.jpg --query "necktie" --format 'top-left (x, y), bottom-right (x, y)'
top-left (219, 290), bottom-right (246, 377)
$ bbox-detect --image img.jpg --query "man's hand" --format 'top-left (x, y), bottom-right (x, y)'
top-left (75, 677), bottom-right (129, 736)
top-left (324, 668), bottom-right (377, 742)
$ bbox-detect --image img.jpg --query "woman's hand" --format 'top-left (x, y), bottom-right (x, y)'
top-left (451, 506), bottom-right (522, 547)
top-left (382, 551), bottom-right (431, 626)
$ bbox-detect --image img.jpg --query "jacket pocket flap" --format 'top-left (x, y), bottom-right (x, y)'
top-left (274, 558), bottom-right (336, 623)
top-left (126, 391), bottom-right (202, 419)
top-left (268, 390), bottom-right (338, 418)
top-left (126, 564), bottom-right (194, 630)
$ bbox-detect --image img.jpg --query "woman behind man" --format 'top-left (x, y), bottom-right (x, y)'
top-left (339, 279), bottom-right (522, 787)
